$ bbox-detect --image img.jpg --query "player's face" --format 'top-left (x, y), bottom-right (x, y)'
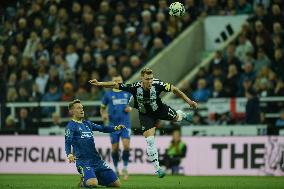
top-left (141, 73), bottom-right (153, 90)
top-left (71, 103), bottom-right (85, 119)
top-left (112, 76), bottom-right (123, 83)
top-left (172, 130), bottom-right (181, 142)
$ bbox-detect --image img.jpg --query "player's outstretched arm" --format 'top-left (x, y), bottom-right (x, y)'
top-left (171, 85), bottom-right (198, 109)
top-left (87, 121), bottom-right (126, 133)
top-left (89, 79), bottom-right (119, 89)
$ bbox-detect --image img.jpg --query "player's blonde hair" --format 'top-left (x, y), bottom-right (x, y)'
top-left (140, 68), bottom-right (153, 76)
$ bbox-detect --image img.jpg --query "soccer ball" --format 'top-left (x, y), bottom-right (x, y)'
top-left (169, 2), bottom-right (186, 17)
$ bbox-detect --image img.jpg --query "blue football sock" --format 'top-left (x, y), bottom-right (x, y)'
top-left (122, 150), bottom-right (130, 167)
top-left (111, 151), bottom-right (119, 169)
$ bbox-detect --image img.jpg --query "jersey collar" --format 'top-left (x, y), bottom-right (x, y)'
top-left (112, 89), bottom-right (122, 92)
top-left (72, 119), bottom-right (83, 123)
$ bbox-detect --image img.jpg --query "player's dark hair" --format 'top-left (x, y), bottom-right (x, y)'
top-left (68, 99), bottom-right (81, 110)
top-left (141, 68), bottom-right (153, 76)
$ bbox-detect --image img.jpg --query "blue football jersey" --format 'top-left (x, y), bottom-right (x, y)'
top-left (101, 89), bottom-right (132, 127)
top-left (65, 120), bottom-right (117, 166)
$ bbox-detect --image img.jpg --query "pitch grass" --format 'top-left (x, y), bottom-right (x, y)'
top-left (0, 174), bottom-right (283, 189)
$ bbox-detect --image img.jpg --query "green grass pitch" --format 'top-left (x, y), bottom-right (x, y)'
top-left (0, 174), bottom-right (283, 189)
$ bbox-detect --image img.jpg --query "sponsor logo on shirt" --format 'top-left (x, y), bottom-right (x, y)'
top-left (112, 99), bottom-right (128, 105)
top-left (80, 131), bottom-right (93, 138)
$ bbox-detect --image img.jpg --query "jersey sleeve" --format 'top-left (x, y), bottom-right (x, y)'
top-left (101, 92), bottom-right (109, 108)
top-left (156, 80), bottom-right (172, 92)
top-left (128, 94), bottom-right (133, 103)
top-left (65, 123), bottom-right (74, 156)
top-left (118, 83), bottom-right (136, 94)
top-left (86, 121), bottom-right (116, 133)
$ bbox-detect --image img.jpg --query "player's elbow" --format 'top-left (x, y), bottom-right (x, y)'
top-left (171, 86), bottom-right (179, 94)
top-left (85, 178), bottom-right (98, 187)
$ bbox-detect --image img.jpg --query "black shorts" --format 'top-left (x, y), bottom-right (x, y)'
top-left (139, 105), bottom-right (177, 132)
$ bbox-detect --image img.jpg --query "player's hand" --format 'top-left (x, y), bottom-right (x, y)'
top-left (190, 101), bottom-right (198, 109)
top-left (124, 106), bottom-right (132, 113)
top-left (67, 154), bottom-right (76, 163)
top-left (114, 125), bottom-right (126, 131)
top-left (89, 79), bottom-right (100, 86)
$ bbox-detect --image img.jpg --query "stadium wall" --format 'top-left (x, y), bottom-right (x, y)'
top-left (0, 136), bottom-right (283, 176)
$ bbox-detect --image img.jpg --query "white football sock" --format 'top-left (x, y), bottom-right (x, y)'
top-left (145, 136), bottom-right (160, 171)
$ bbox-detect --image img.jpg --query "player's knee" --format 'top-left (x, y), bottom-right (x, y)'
top-left (112, 149), bottom-right (119, 156)
top-left (174, 114), bottom-right (180, 121)
top-left (112, 144), bottom-right (119, 152)
top-left (123, 144), bottom-right (130, 150)
top-left (85, 178), bottom-right (98, 187)
top-left (114, 181), bottom-right (121, 187)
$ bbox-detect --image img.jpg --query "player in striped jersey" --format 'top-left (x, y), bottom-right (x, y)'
top-left (89, 68), bottom-right (197, 178)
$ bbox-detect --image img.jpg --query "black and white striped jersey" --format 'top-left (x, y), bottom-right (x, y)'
top-left (118, 79), bottom-right (172, 114)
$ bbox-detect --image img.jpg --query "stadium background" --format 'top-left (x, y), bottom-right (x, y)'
top-left (0, 0), bottom-right (284, 188)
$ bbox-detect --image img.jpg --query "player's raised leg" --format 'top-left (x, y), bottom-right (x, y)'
top-left (175, 109), bottom-right (193, 122)
top-left (143, 127), bottom-right (165, 178)
top-left (164, 105), bottom-right (193, 123)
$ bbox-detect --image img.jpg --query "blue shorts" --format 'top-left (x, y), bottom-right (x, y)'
top-left (77, 162), bottom-right (118, 186)
top-left (109, 122), bottom-right (131, 144)
top-left (110, 128), bottom-right (131, 144)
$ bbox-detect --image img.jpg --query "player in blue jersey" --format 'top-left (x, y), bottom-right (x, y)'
top-left (100, 75), bottom-right (132, 180)
top-left (65, 99), bottom-right (126, 188)
top-left (89, 68), bottom-right (198, 178)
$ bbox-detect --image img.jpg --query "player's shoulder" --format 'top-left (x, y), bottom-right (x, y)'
top-left (132, 81), bottom-right (141, 87)
top-left (83, 120), bottom-right (92, 125)
top-left (66, 120), bottom-right (76, 129)
top-left (121, 90), bottom-right (131, 95)
top-left (104, 90), bottom-right (112, 96)
top-left (152, 78), bottom-right (168, 86)
top-left (152, 78), bottom-right (171, 91)
top-left (122, 81), bottom-right (141, 88)
top-left (152, 78), bottom-right (161, 84)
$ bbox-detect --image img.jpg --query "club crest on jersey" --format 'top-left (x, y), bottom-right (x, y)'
top-left (65, 129), bottom-right (70, 137)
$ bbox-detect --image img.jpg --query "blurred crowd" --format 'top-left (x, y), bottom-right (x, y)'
top-left (178, 0), bottom-right (284, 129)
top-left (0, 0), bottom-right (283, 133)
top-left (0, 0), bottom-right (199, 108)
